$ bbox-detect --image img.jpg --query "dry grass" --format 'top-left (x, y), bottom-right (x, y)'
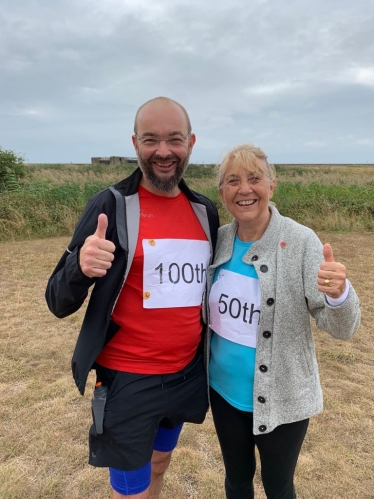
top-left (30, 167), bottom-right (123, 187)
top-left (28, 163), bottom-right (374, 188)
top-left (275, 164), bottom-right (374, 186)
top-left (0, 233), bottom-right (373, 498)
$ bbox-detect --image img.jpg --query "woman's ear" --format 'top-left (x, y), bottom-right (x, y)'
top-left (269, 179), bottom-right (276, 199)
top-left (219, 187), bottom-right (226, 207)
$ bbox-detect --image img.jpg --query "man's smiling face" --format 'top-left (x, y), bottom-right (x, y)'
top-left (133, 100), bottom-right (196, 196)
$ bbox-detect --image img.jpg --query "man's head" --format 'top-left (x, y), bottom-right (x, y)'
top-left (132, 97), bottom-right (196, 196)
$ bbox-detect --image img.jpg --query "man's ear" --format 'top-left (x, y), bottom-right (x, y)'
top-left (188, 133), bottom-right (196, 151)
top-left (132, 134), bottom-right (138, 153)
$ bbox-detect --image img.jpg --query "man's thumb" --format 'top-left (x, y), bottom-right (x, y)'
top-left (323, 243), bottom-right (335, 263)
top-left (94, 214), bottom-right (108, 239)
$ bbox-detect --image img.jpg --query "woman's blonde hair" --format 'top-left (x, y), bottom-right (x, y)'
top-left (217, 143), bottom-right (276, 187)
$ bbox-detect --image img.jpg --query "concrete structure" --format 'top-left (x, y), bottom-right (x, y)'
top-left (91, 156), bottom-right (138, 165)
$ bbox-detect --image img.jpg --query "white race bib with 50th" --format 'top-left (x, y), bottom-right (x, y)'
top-left (209, 269), bottom-right (261, 348)
top-left (142, 238), bottom-right (210, 309)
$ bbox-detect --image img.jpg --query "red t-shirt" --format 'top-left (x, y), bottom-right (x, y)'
top-left (96, 186), bottom-right (209, 374)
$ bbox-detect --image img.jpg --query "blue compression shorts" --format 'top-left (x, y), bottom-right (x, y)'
top-left (109, 423), bottom-right (183, 495)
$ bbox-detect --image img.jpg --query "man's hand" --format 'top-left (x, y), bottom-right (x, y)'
top-left (317, 243), bottom-right (346, 299)
top-left (79, 214), bottom-right (116, 278)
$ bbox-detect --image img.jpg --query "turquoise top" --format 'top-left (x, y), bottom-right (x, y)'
top-left (209, 236), bottom-right (259, 412)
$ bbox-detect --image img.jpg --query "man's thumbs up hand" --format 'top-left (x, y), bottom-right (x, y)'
top-left (94, 213), bottom-right (109, 240)
top-left (79, 214), bottom-right (116, 278)
top-left (317, 243), bottom-right (347, 299)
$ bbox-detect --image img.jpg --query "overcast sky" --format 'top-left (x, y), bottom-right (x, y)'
top-left (1, 0), bottom-right (373, 164)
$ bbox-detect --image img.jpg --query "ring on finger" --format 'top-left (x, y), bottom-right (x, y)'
top-left (324, 278), bottom-right (330, 286)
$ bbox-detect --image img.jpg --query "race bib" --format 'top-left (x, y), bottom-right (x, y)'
top-left (142, 238), bottom-right (210, 309)
top-left (209, 269), bottom-right (261, 348)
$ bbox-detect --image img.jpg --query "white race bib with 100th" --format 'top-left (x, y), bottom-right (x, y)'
top-left (209, 269), bottom-right (261, 348)
top-left (142, 238), bottom-right (210, 309)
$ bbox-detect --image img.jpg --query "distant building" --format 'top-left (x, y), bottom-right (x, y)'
top-left (91, 156), bottom-right (138, 165)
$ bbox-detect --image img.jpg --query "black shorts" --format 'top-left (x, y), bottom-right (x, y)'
top-left (89, 353), bottom-right (208, 470)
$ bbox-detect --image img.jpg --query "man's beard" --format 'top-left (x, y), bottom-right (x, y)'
top-left (137, 150), bottom-right (191, 193)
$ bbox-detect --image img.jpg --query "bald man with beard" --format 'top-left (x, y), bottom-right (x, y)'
top-left (46, 97), bottom-right (219, 499)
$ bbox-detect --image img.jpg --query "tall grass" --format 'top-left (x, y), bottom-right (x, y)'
top-left (0, 181), bottom-right (111, 239)
top-left (272, 182), bottom-right (374, 231)
top-left (1, 163), bottom-right (374, 241)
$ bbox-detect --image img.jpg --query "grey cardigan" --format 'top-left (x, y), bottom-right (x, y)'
top-left (206, 205), bottom-right (360, 435)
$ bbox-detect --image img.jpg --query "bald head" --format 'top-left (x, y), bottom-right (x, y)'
top-left (134, 97), bottom-right (192, 135)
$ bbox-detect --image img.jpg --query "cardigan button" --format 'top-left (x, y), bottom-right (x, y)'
top-left (260, 265), bottom-right (268, 273)
top-left (259, 365), bottom-right (268, 373)
top-left (259, 425), bottom-right (267, 432)
top-left (258, 396), bottom-right (266, 403)
top-left (263, 331), bottom-right (271, 338)
top-left (266, 298), bottom-right (274, 306)
top-left (251, 255), bottom-right (259, 261)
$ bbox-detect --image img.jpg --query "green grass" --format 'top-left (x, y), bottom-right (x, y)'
top-left (1, 163), bottom-right (374, 241)
top-left (273, 182), bottom-right (374, 230)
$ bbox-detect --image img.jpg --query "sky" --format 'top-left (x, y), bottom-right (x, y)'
top-left (1, 0), bottom-right (374, 165)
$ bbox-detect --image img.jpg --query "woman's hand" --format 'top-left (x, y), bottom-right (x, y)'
top-left (317, 243), bottom-right (347, 299)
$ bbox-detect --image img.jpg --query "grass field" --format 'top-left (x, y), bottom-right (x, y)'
top-left (1, 163), bottom-right (374, 240)
top-left (1, 238), bottom-right (373, 498)
top-left (0, 164), bottom-right (373, 498)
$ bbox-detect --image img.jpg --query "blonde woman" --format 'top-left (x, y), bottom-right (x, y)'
top-left (206, 144), bottom-right (360, 499)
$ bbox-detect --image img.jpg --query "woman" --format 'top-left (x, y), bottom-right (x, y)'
top-left (207, 144), bottom-right (360, 499)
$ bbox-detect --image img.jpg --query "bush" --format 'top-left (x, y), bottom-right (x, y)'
top-left (0, 146), bottom-right (27, 191)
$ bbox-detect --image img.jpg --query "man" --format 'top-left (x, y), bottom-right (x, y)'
top-left (45, 97), bottom-right (219, 498)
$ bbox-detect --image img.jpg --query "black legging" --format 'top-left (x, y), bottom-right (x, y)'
top-left (210, 388), bottom-right (309, 499)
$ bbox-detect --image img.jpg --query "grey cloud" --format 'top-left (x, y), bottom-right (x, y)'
top-left (0, 0), bottom-right (373, 163)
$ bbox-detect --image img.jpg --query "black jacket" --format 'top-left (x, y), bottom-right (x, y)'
top-left (46, 168), bottom-right (219, 394)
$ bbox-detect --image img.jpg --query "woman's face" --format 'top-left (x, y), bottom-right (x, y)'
top-left (220, 159), bottom-right (276, 229)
